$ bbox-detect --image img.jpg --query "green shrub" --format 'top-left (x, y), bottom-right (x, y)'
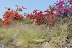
top-left (18, 19), bottom-right (33, 24)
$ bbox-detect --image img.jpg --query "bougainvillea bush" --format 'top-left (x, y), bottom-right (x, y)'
top-left (1, 6), bottom-right (26, 26)
top-left (25, 7), bottom-right (59, 25)
top-left (54, 0), bottom-right (72, 18)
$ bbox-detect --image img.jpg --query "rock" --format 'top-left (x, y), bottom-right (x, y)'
top-left (34, 42), bottom-right (54, 48)
top-left (62, 46), bottom-right (70, 48)
top-left (33, 39), bottom-right (46, 43)
top-left (42, 42), bottom-right (53, 48)
top-left (0, 41), bottom-right (4, 48)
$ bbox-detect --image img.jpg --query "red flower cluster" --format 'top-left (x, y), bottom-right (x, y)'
top-left (25, 6), bottom-right (57, 25)
top-left (2, 8), bottom-right (24, 26)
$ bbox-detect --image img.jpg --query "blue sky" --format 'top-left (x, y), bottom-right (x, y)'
top-left (0, 0), bottom-right (58, 19)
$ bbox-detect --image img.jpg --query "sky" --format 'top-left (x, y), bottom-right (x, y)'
top-left (0, 0), bottom-right (58, 19)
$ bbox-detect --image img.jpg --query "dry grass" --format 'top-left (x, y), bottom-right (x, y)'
top-left (0, 22), bottom-right (68, 48)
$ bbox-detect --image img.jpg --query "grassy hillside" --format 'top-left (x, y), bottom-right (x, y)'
top-left (0, 22), bottom-right (69, 48)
